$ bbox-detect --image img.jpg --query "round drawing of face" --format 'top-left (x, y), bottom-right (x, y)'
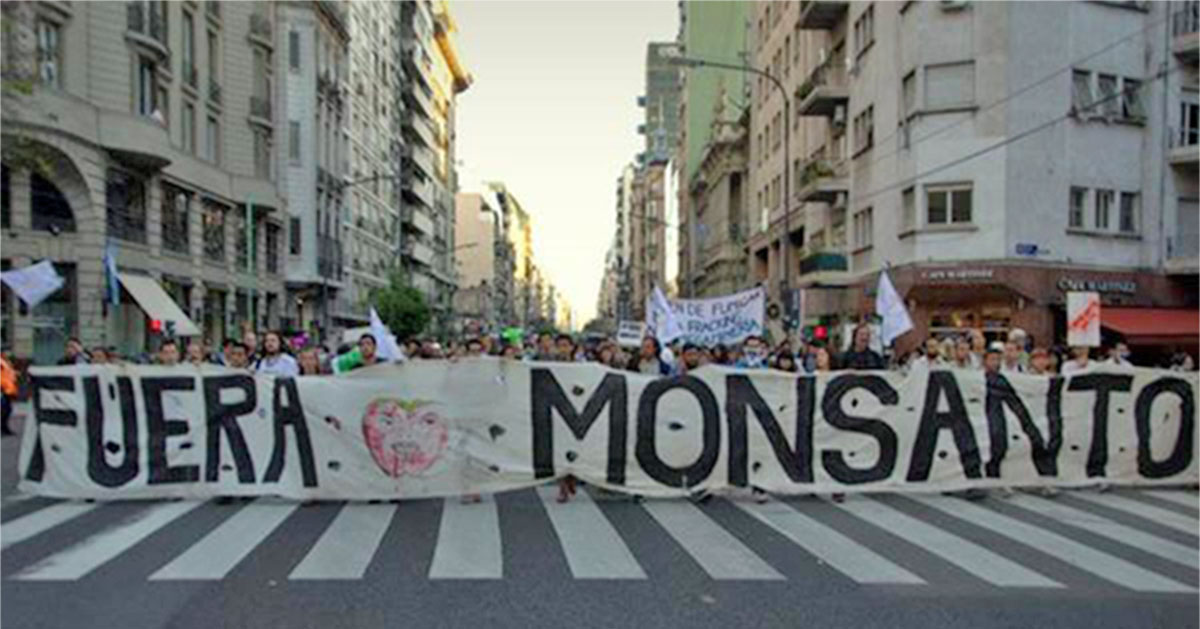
top-left (361, 398), bottom-right (449, 478)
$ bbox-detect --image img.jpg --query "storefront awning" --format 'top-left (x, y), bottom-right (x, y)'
top-left (118, 273), bottom-right (201, 336)
top-left (1102, 308), bottom-right (1199, 345)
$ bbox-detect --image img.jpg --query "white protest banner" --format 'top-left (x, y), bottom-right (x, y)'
top-left (647, 286), bottom-right (764, 347)
top-left (18, 362), bottom-right (1198, 501)
top-left (616, 320), bottom-right (646, 348)
top-left (1, 260), bottom-right (64, 308)
top-left (1067, 291), bottom-right (1101, 347)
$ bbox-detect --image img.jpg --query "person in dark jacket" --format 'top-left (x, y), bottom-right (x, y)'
top-left (627, 336), bottom-right (671, 375)
top-left (838, 324), bottom-right (886, 370)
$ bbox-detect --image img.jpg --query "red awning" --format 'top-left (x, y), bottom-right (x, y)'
top-left (1102, 308), bottom-right (1200, 345)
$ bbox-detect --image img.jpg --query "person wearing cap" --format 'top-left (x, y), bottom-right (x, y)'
top-left (983, 343), bottom-right (1004, 375)
top-left (1028, 347), bottom-right (1053, 375)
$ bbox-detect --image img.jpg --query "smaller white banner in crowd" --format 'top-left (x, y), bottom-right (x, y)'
top-left (646, 286), bottom-right (765, 346)
top-left (616, 321), bottom-right (646, 348)
top-left (1068, 291), bottom-right (1101, 347)
top-left (1, 260), bottom-right (64, 308)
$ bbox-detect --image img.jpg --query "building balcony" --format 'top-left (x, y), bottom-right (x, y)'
top-left (248, 11), bottom-right (274, 49)
top-left (405, 143), bottom-right (436, 178)
top-left (1172, 1), bottom-right (1199, 62)
top-left (404, 239), bottom-right (435, 267)
top-left (402, 108), bottom-right (436, 148)
top-left (796, 61), bottom-right (849, 118)
top-left (403, 83), bottom-right (434, 120)
top-left (797, 250), bottom-right (849, 284)
top-left (404, 206), bottom-right (435, 236)
top-left (402, 175), bottom-right (435, 209)
top-left (249, 95), bottom-right (272, 127)
top-left (798, 0), bottom-right (849, 30)
top-left (796, 160), bottom-right (849, 204)
top-left (126, 1), bottom-right (169, 61)
top-left (1169, 126), bottom-right (1198, 169)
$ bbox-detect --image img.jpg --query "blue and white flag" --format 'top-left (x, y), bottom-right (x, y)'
top-left (103, 241), bottom-right (120, 305)
top-left (369, 307), bottom-right (405, 363)
top-left (0, 260), bottom-right (63, 308)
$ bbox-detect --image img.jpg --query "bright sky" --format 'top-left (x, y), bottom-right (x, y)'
top-left (452, 0), bottom-right (678, 324)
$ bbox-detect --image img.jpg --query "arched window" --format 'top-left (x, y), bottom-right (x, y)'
top-left (31, 172), bottom-right (75, 233)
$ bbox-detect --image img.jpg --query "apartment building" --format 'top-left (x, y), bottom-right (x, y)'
top-left (278, 0), bottom-right (350, 341)
top-left (744, 0), bottom-right (1197, 354)
top-left (2, 1), bottom-right (287, 363)
top-left (453, 191), bottom-right (513, 332)
top-left (398, 0), bottom-right (471, 336)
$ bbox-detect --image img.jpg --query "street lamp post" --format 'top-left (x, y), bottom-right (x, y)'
top-left (665, 51), bottom-right (792, 306)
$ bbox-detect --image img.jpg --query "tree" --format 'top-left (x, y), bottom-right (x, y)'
top-left (371, 270), bottom-right (431, 341)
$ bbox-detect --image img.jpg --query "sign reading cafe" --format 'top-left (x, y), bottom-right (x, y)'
top-left (17, 362), bottom-right (1198, 500)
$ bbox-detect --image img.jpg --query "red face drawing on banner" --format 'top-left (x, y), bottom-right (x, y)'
top-left (361, 398), bottom-right (449, 478)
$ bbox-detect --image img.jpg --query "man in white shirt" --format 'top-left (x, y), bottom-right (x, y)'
top-left (1106, 342), bottom-right (1133, 368)
top-left (255, 331), bottom-right (299, 377)
top-left (1060, 346), bottom-right (1093, 375)
top-left (1001, 340), bottom-right (1025, 374)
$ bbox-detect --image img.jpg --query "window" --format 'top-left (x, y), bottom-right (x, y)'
top-left (136, 57), bottom-right (158, 117)
top-left (1072, 70), bottom-right (1093, 112)
top-left (208, 30), bottom-right (219, 82)
top-left (853, 4), bottom-right (875, 57)
top-left (853, 106), bottom-right (874, 153)
top-left (925, 61), bottom-right (975, 109)
top-left (205, 115), bottom-right (220, 163)
top-left (1069, 186), bottom-right (1087, 229)
top-left (31, 172), bottom-right (74, 233)
top-left (289, 31), bottom-right (300, 71)
top-left (1179, 100), bottom-right (1199, 147)
top-left (254, 130), bottom-right (271, 178)
top-left (182, 11), bottom-right (196, 86)
top-left (901, 71), bottom-right (916, 118)
top-left (203, 201), bottom-right (225, 262)
top-left (105, 170), bottom-right (147, 243)
top-left (1097, 74), bottom-right (1119, 117)
top-left (1122, 78), bottom-right (1144, 120)
top-left (266, 223), bottom-right (280, 273)
top-left (1095, 189), bottom-right (1114, 230)
top-left (902, 187), bottom-right (915, 231)
top-left (926, 184), bottom-right (972, 225)
top-left (290, 216), bottom-right (301, 254)
top-left (161, 183), bottom-right (189, 254)
top-left (183, 102), bottom-right (196, 153)
top-left (35, 18), bottom-right (61, 87)
top-left (289, 121), bottom-right (301, 163)
top-left (1119, 191), bottom-right (1139, 234)
top-left (854, 207), bottom-right (874, 249)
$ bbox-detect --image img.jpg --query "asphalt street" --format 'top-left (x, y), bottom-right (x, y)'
top-left (1, 406), bottom-right (1197, 629)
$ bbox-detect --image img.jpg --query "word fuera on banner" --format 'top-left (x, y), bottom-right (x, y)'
top-left (16, 361), bottom-right (1198, 500)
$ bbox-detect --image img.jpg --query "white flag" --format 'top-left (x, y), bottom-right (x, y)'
top-left (648, 285), bottom-right (684, 343)
top-left (369, 307), bottom-right (405, 362)
top-left (875, 270), bottom-right (913, 346)
top-left (1, 260), bottom-right (64, 308)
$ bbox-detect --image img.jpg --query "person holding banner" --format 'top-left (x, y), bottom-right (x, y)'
top-left (1061, 346), bottom-right (1093, 374)
top-left (627, 336), bottom-right (671, 376)
top-left (157, 339), bottom-right (181, 366)
top-left (1, 351), bottom-right (17, 437)
top-left (255, 331), bottom-right (299, 377)
top-left (839, 325), bottom-right (885, 370)
top-left (57, 337), bottom-right (90, 366)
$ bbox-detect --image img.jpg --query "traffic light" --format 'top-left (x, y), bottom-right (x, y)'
top-left (149, 319), bottom-right (163, 333)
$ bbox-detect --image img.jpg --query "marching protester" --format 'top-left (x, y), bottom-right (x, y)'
top-left (186, 340), bottom-right (207, 366)
top-left (297, 347), bottom-right (325, 376)
top-left (224, 341), bottom-right (250, 370)
top-left (1106, 342), bottom-right (1133, 367)
top-left (736, 335), bottom-right (769, 369)
top-left (255, 331), bottom-right (299, 377)
top-left (243, 330), bottom-right (260, 365)
top-left (628, 336), bottom-right (671, 375)
top-left (89, 346), bottom-right (110, 365)
top-left (953, 337), bottom-right (976, 370)
top-left (58, 337), bottom-right (90, 365)
top-left (1, 351), bottom-right (17, 437)
top-left (357, 334), bottom-right (380, 369)
top-left (677, 342), bottom-right (704, 375)
top-left (1060, 346), bottom-right (1093, 374)
top-left (1027, 348), bottom-right (1053, 375)
top-left (840, 324), bottom-right (886, 370)
top-left (157, 339), bottom-right (181, 366)
top-left (1001, 341), bottom-right (1025, 374)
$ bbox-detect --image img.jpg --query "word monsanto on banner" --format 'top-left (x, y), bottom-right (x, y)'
top-left (646, 286), bottom-right (764, 347)
top-left (1067, 291), bottom-right (1101, 347)
top-left (17, 362), bottom-right (1197, 500)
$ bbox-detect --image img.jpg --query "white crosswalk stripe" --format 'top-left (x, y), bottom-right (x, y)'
top-left (429, 497), bottom-right (502, 579)
top-left (1007, 494), bottom-right (1199, 571)
top-left (4, 491), bottom-right (1197, 589)
top-left (911, 495), bottom-right (1195, 593)
top-left (536, 487), bottom-right (645, 579)
top-left (1143, 490), bottom-right (1199, 512)
top-left (837, 497), bottom-right (1061, 588)
top-left (2, 502), bottom-right (98, 550)
top-left (735, 498), bottom-right (923, 584)
top-left (150, 502), bottom-right (298, 580)
top-left (14, 501), bottom-right (202, 581)
top-left (1072, 492), bottom-right (1200, 536)
top-left (290, 503), bottom-right (396, 580)
top-left (643, 499), bottom-right (783, 580)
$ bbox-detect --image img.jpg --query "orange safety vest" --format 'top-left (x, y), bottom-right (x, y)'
top-left (1, 356), bottom-right (17, 397)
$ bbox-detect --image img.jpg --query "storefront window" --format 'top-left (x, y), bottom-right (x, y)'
top-left (32, 262), bottom-right (77, 365)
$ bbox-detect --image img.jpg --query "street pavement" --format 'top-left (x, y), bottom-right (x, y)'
top-left (1, 406), bottom-right (1197, 629)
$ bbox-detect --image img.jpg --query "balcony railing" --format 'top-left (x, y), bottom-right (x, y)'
top-left (209, 78), bottom-right (222, 105)
top-left (126, 2), bottom-right (167, 45)
top-left (249, 95), bottom-right (272, 121)
top-left (799, 251), bottom-right (848, 275)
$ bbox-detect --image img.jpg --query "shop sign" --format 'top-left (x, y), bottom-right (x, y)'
top-left (920, 268), bottom-right (995, 282)
top-left (1057, 278), bottom-right (1137, 295)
